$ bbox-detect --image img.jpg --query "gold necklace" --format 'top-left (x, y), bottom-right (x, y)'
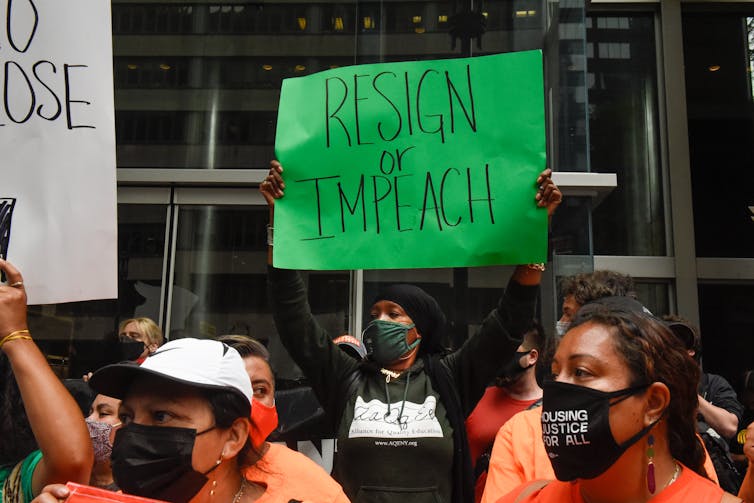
top-left (664, 463), bottom-right (681, 489)
top-left (232, 479), bottom-right (246, 503)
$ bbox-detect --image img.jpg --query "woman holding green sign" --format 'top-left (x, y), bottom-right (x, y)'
top-left (260, 160), bottom-right (561, 503)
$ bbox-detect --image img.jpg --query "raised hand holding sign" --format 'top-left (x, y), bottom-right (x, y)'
top-left (272, 51), bottom-right (547, 270)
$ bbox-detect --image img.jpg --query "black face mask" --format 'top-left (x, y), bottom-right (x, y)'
top-left (541, 380), bottom-right (658, 481)
top-left (111, 423), bottom-right (218, 503)
top-left (496, 350), bottom-right (534, 385)
top-left (118, 340), bottom-right (146, 361)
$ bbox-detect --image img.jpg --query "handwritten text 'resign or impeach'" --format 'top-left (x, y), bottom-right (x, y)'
top-left (3, 0), bottom-right (117, 304)
top-left (274, 51), bottom-right (546, 270)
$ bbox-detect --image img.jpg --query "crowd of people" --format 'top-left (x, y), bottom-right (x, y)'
top-left (0, 161), bottom-right (753, 503)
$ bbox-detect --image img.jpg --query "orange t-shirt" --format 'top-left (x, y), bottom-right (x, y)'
top-left (245, 443), bottom-right (350, 503)
top-left (466, 387), bottom-right (539, 503)
top-left (481, 408), bottom-right (719, 503)
top-left (495, 463), bottom-right (723, 503)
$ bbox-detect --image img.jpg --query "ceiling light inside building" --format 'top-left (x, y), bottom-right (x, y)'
top-left (294, 64), bottom-right (306, 72)
top-left (708, 65), bottom-right (721, 72)
top-left (159, 63), bottom-right (171, 70)
top-left (297, 17), bottom-right (307, 30)
top-left (127, 64), bottom-right (138, 70)
top-left (413, 15), bottom-right (422, 24)
top-left (438, 15), bottom-right (448, 23)
top-left (262, 64), bottom-right (273, 71)
top-left (363, 16), bottom-right (374, 29)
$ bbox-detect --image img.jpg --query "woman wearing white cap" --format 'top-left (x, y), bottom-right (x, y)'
top-left (33, 337), bottom-right (314, 503)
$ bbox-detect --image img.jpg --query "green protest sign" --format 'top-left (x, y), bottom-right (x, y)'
top-left (274, 50), bottom-right (547, 270)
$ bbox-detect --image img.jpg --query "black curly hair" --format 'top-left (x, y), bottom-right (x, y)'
top-left (0, 353), bottom-right (37, 465)
top-left (571, 304), bottom-right (708, 478)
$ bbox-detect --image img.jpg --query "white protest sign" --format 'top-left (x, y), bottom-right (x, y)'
top-left (1, 0), bottom-right (117, 304)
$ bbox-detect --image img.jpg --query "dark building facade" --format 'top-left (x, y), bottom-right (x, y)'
top-left (26, 0), bottom-right (754, 434)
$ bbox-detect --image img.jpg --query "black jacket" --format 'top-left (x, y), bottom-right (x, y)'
top-left (268, 266), bottom-right (538, 503)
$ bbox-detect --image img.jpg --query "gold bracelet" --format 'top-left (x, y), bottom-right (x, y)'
top-left (0, 329), bottom-right (31, 349)
top-left (527, 263), bottom-right (546, 272)
top-left (0, 335), bottom-right (32, 348)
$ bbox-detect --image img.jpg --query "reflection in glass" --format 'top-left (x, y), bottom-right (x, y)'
top-left (26, 204), bottom-right (168, 378)
top-left (633, 281), bottom-right (669, 322)
top-left (684, 10), bottom-right (754, 257)
top-left (113, 1), bottom-right (587, 172)
top-left (168, 206), bottom-right (350, 382)
top-left (699, 284), bottom-right (754, 390)
top-left (588, 14), bottom-right (665, 256)
top-left (748, 18), bottom-right (754, 101)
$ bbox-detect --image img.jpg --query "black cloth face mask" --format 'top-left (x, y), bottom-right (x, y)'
top-left (496, 350), bottom-right (534, 385)
top-left (111, 422), bottom-right (218, 503)
top-left (118, 340), bottom-right (146, 361)
top-left (541, 380), bottom-right (659, 481)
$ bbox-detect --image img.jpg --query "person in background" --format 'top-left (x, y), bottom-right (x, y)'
top-left (466, 322), bottom-right (544, 503)
top-left (0, 259), bottom-right (93, 502)
top-left (481, 288), bottom-right (719, 503)
top-left (731, 371), bottom-right (754, 471)
top-left (664, 315), bottom-right (744, 493)
top-left (555, 270), bottom-right (635, 337)
top-left (663, 316), bottom-right (743, 441)
top-left (261, 160), bottom-right (561, 503)
top-left (85, 394), bottom-right (122, 491)
top-left (497, 298), bottom-right (741, 503)
top-left (734, 420), bottom-right (754, 501)
top-left (81, 317), bottom-right (165, 383)
top-left (63, 378), bottom-right (96, 417)
top-left (739, 371), bottom-right (754, 431)
top-left (116, 317), bottom-right (163, 363)
top-left (218, 334), bottom-right (351, 503)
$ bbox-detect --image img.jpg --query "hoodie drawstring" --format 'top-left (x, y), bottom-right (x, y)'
top-left (382, 370), bottom-right (411, 426)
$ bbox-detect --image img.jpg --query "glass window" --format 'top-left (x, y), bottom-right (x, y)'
top-left (683, 9), bottom-right (754, 258)
top-left (112, 0), bottom-right (588, 170)
top-left (27, 204), bottom-right (168, 378)
top-left (587, 13), bottom-right (666, 256)
top-left (551, 196), bottom-right (592, 256)
top-left (553, 0), bottom-right (589, 173)
top-left (167, 206), bottom-right (350, 383)
top-left (633, 281), bottom-right (669, 320)
top-left (698, 283), bottom-right (754, 391)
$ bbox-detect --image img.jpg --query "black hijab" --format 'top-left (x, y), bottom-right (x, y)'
top-left (372, 284), bottom-right (447, 355)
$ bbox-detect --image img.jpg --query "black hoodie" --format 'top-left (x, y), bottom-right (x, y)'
top-left (268, 266), bottom-right (538, 503)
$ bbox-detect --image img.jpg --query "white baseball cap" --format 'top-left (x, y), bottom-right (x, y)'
top-left (90, 337), bottom-right (253, 406)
